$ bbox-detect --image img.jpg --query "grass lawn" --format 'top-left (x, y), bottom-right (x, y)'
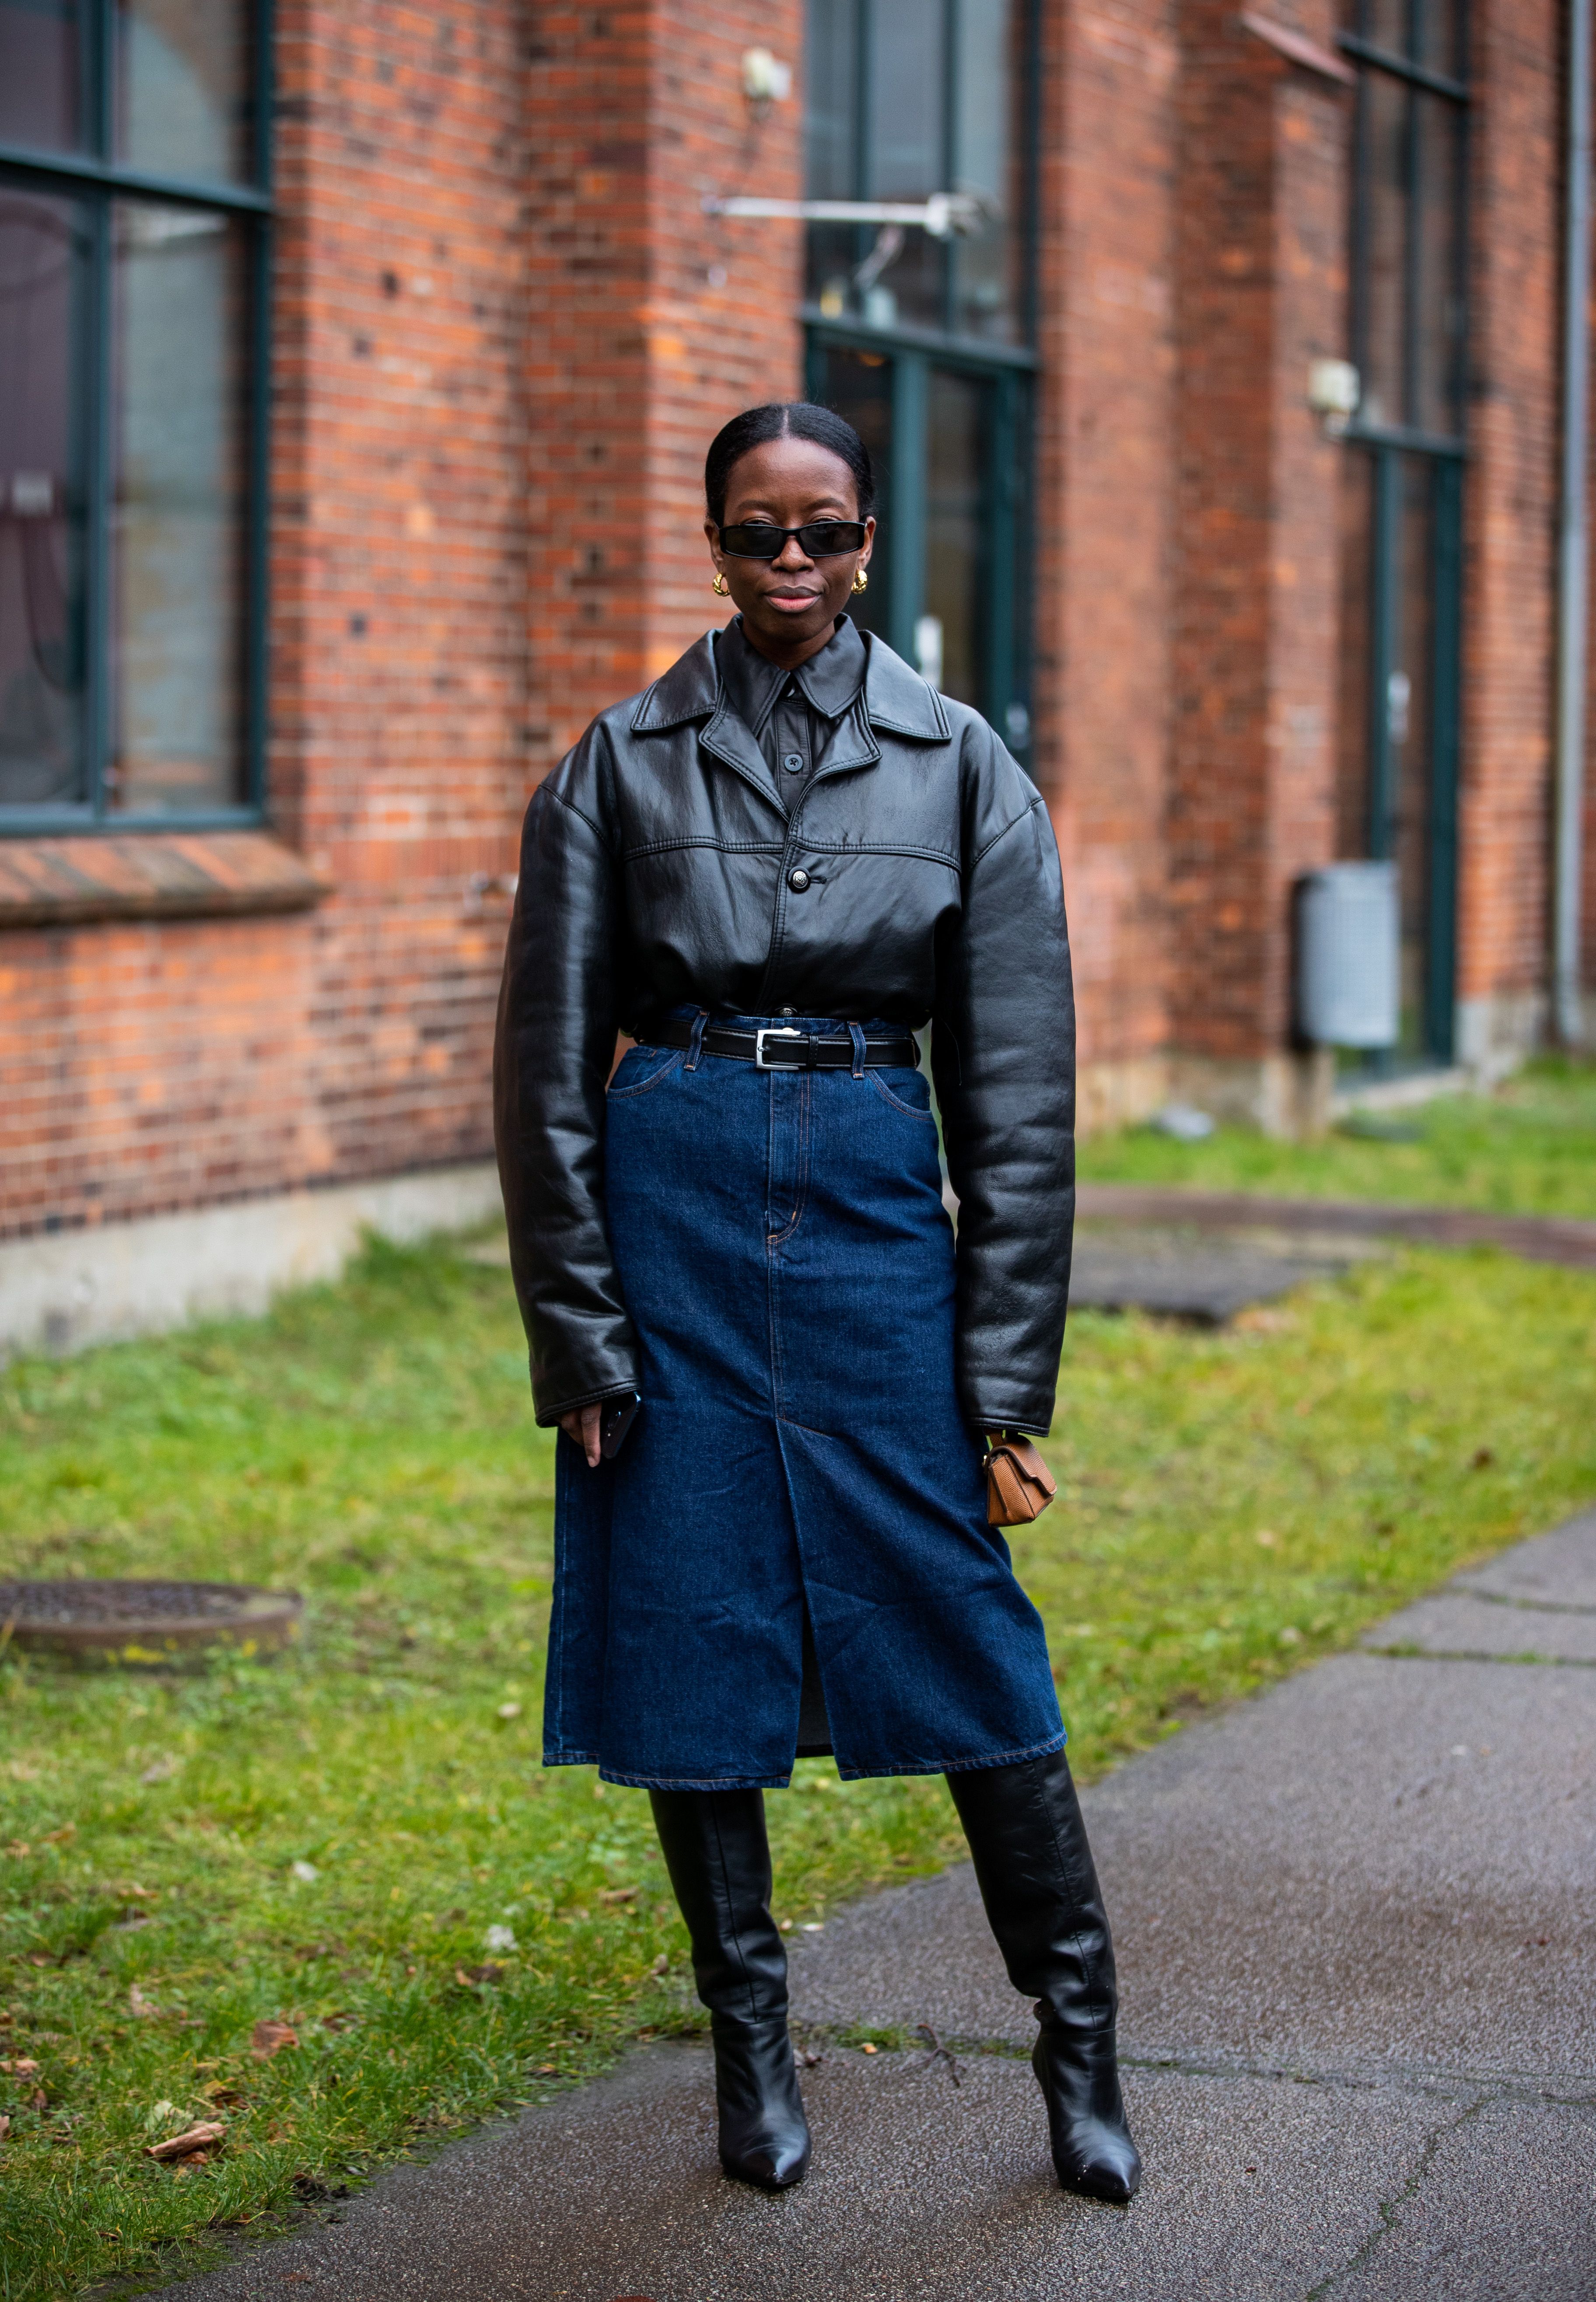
top-left (1, 1230), bottom-right (1593, 2296)
top-left (1078, 1055), bottom-right (1596, 1217)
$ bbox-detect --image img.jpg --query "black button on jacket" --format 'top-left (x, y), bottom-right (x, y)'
top-left (493, 623), bottom-right (1077, 1438)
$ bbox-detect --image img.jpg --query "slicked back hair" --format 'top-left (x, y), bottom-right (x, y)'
top-left (704, 402), bottom-right (876, 527)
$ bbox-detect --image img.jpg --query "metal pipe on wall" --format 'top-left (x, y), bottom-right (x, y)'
top-left (1555, 0), bottom-right (1592, 1046)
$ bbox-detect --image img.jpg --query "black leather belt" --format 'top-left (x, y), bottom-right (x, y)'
top-left (655, 1018), bottom-right (920, 1072)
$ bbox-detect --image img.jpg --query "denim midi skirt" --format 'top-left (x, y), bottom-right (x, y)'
top-left (542, 1013), bottom-right (1066, 1791)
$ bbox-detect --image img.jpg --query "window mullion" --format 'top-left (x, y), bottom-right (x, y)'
top-left (887, 353), bottom-right (927, 661)
top-left (84, 191), bottom-right (113, 819)
top-left (941, 0), bottom-right (958, 336)
top-left (1403, 86), bottom-right (1421, 426)
top-left (91, 0), bottom-right (113, 157)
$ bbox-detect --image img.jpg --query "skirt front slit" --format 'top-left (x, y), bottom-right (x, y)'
top-left (542, 1016), bottom-right (1065, 1790)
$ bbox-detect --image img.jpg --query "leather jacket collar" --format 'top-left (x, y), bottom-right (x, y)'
top-left (630, 624), bottom-right (951, 744)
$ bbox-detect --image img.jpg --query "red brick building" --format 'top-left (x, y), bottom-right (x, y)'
top-left (0, 0), bottom-right (1590, 1347)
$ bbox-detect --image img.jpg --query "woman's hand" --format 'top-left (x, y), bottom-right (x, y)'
top-left (559, 1403), bottom-right (604, 1467)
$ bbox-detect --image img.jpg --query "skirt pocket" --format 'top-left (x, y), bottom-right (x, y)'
top-left (607, 1045), bottom-right (686, 1099)
top-left (868, 1067), bottom-right (939, 1124)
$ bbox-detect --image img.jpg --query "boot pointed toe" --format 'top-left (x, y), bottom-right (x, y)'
top-left (721, 2131), bottom-right (812, 2190)
top-left (1052, 2121), bottom-right (1142, 2202)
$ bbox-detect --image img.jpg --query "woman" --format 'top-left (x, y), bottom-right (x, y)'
top-left (494, 402), bottom-right (1140, 2204)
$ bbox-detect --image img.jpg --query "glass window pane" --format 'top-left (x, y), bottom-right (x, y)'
top-left (867, 0), bottom-right (944, 199)
top-left (859, 0), bottom-right (947, 331)
top-left (0, 0), bottom-right (86, 154)
top-left (111, 199), bottom-right (248, 814)
top-left (924, 367), bottom-right (987, 706)
top-left (805, 0), bottom-right (858, 200)
top-left (0, 182), bottom-right (90, 810)
top-left (815, 345), bottom-right (893, 645)
top-left (117, 0), bottom-right (254, 184)
top-left (951, 0), bottom-right (1022, 341)
top-left (1358, 70), bottom-right (1408, 430)
top-left (1413, 93), bottom-right (1463, 436)
top-left (1363, 0), bottom-right (1463, 76)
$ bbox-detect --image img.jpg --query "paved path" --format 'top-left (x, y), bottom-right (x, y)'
top-left (165, 1513), bottom-right (1596, 2302)
top-left (1075, 1183), bottom-right (1596, 1273)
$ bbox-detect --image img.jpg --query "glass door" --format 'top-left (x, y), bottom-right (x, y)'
top-left (807, 335), bottom-right (1030, 755)
top-left (1336, 0), bottom-right (1468, 1064)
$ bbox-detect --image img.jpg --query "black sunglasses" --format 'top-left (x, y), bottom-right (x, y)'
top-left (718, 520), bottom-right (868, 560)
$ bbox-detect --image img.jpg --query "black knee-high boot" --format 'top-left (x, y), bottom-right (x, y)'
top-left (947, 1750), bottom-right (1141, 2202)
top-left (648, 1788), bottom-right (811, 2191)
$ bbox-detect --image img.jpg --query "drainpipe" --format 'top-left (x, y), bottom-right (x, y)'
top-left (1555, 0), bottom-right (1592, 1047)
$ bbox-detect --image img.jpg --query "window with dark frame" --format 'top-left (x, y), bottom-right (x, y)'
top-left (1337, 0), bottom-right (1468, 1064)
top-left (0, 0), bottom-right (269, 831)
top-left (802, 0), bottom-right (1036, 756)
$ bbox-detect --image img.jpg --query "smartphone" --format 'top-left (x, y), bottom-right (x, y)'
top-left (600, 1393), bottom-right (640, 1460)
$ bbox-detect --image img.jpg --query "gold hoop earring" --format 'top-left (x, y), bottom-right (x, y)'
top-left (852, 567), bottom-right (869, 595)
top-left (712, 572), bottom-right (729, 597)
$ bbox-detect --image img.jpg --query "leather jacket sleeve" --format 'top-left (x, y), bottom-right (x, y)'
top-left (494, 763), bottom-right (641, 1426)
top-left (932, 753), bottom-right (1076, 1436)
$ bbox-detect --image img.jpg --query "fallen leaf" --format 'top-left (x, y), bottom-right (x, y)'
top-left (27, 1953), bottom-right (52, 1969)
top-left (0, 2057), bottom-right (40, 2075)
top-left (598, 1886), bottom-right (637, 1904)
top-left (1470, 1446), bottom-right (1495, 1470)
top-left (290, 1861), bottom-right (319, 1884)
top-left (1255, 1529), bottom-right (1279, 1549)
top-left (147, 2120), bottom-right (225, 2163)
top-left (31, 2087), bottom-right (47, 2108)
top-left (0, 2113), bottom-right (9, 2142)
top-left (201, 2083), bottom-right (251, 2107)
top-left (43, 1824), bottom-right (76, 1846)
top-left (251, 2021), bottom-right (299, 2060)
top-left (455, 1963), bottom-right (505, 1987)
top-left (140, 1756), bottom-right (180, 1785)
top-left (861, 2042), bottom-right (878, 2055)
top-left (4, 1843), bottom-right (29, 1859)
top-left (650, 1954), bottom-right (669, 1976)
top-left (129, 1986), bottom-right (159, 2018)
top-left (320, 2011), bottom-right (358, 2033)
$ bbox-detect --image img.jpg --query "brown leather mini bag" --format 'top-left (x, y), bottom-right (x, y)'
top-left (984, 1435), bottom-right (1058, 1527)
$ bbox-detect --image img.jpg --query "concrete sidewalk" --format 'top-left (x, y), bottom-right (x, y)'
top-left (164, 1514), bottom-right (1596, 2302)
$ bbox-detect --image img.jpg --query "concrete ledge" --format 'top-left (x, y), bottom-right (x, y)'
top-left (0, 1162), bottom-right (504, 1361)
top-left (0, 831), bottom-right (328, 930)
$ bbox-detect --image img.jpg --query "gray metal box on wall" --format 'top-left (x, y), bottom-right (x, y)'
top-left (1296, 862), bottom-right (1400, 1048)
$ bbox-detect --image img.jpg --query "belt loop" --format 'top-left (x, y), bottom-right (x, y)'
top-left (684, 1009), bottom-right (709, 1071)
top-left (847, 1022), bottom-right (867, 1079)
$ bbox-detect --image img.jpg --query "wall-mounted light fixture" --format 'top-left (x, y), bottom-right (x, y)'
top-left (1307, 357), bottom-right (1361, 437)
top-left (741, 48), bottom-right (792, 105)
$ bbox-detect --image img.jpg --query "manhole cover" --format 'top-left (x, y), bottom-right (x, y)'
top-left (0, 1579), bottom-right (302, 1662)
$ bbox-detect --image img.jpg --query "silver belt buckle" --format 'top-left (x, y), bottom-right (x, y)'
top-left (755, 1026), bottom-right (805, 1071)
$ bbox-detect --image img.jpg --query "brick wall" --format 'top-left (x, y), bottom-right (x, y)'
top-left (1038, 0), bottom-right (1179, 1124)
top-left (1169, 6), bottom-right (1346, 1072)
top-left (2, 0), bottom-right (532, 1237)
top-left (1457, 0), bottom-right (1561, 1060)
top-left (2, 3), bottom-right (1584, 1250)
top-left (523, 0), bottom-right (804, 788)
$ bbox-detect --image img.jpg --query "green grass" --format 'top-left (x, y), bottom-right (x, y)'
top-left (1079, 1055), bottom-right (1596, 1217)
top-left (2, 1230), bottom-right (1594, 2296)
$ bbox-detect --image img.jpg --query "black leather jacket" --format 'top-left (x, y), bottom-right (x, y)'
top-left (494, 625), bottom-right (1076, 1435)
